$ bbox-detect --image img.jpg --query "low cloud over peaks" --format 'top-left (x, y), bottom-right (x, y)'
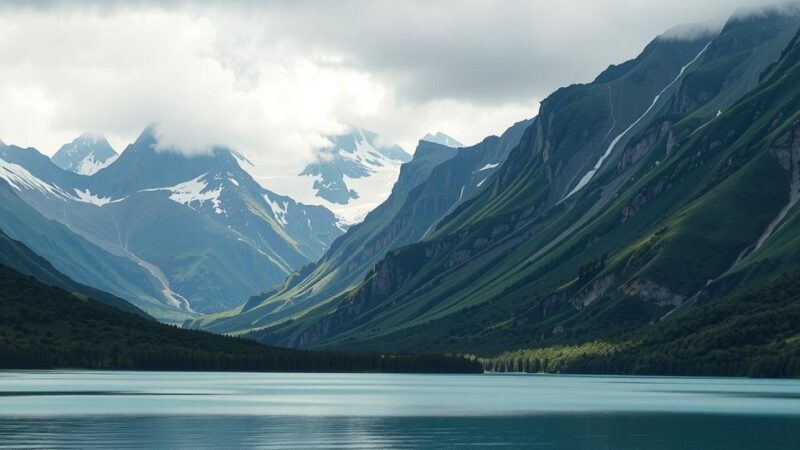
top-left (0, 0), bottom-right (785, 165)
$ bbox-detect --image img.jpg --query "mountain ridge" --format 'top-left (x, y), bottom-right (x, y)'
top-left (0, 126), bottom-right (344, 319)
top-left (208, 10), bottom-right (800, 358)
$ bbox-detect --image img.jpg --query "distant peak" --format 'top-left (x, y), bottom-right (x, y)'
top-left (422, 132), bottom-right (463, 148)
top-left (136, 123), bottom-right (161, 143)
top-left (75, 131), bottom-right (106, 143)
top-left (51, 131), bottom-right (118, 175)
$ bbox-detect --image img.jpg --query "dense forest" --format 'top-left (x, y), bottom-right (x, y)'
top-left (0, 264), bottom-right (481, 373)
top-left (482, 268), bottom-right (800, 378)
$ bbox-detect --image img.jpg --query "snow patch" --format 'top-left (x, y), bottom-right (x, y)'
top-left (0, 159), bottom-right (69, 198)
top-left (264, 194), bottom-right (289, 226)
top-left (241, 128), bottom-right (406, 224)
top-left (143, 173), bottom-right (225, 214)
top-left (74, 153), bottom-right (118, 176)
top-left (73, 188), bottom-right (124, 207)
top-left (478, 162), bottom-right (500, 172)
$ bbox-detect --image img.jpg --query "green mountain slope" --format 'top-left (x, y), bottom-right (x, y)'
top-left (194, 119), bottom-right (531, 335)
top-left (192, 140), bottom-right (459, 333)
top-left (2, 126), bottom-right (344, 319)
top-left (0, 262), bottom-right (480, 373)
top-left (483, 266), bottom-right (800, 378)
top-left (0, 227), bottom-right (147, 318)
top-left (233, 9), bottom-right (800, 361)
top-left (0, 180), bottom-right (168, 314)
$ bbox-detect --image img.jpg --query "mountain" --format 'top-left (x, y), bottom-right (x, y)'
top-left (482, 266), bottom-right (800, 377)
top-left (192, 118), bottom-right (532, 335)
top-left (0, 126), bottom-right (344, 320)
top-left (207, 8), bottom-right (800, 360)
top-left (422, 132), bottom-right (463, 148)
top-left (0, 161), bottom-right (170, 316)
top-left (261, 127), bottom-right (411, 225)
top-left (0, 261), bottom-right (479, 373)
top-left (192, 138), bottom-right (461, 333)
top-left (0, 227), bottom-right (148, 318)
top-left (51, 133), bottom-right (118, 175)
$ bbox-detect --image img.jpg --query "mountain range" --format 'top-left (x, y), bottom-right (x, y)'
top-left (188, 6), bottom-right (800, 374)
top-left (0, 126), bottom-right (343, 320)
top-left (193, 119), bottom-right (530, 334)
top-left (258, 127), bottom-right (461, 225)
top-left (0, 237), bottom-right (478, 372)
top-left (3, 4), bottom-right (800, 377)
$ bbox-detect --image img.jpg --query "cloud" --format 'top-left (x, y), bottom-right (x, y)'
top-left (0, 0), bottom-right (790, 176)
top-left (0, 7), bottom-right (387, 170)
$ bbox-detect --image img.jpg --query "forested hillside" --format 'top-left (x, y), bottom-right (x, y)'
top-left (0, 263), bottom-right (480, 373)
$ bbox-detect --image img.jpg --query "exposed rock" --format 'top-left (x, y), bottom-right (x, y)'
top-left (769, 124), bottom-right (800, 172)
top-left (619, 278), bottom-right (685, 307)
top-left (449, 249), bottom-right (472, 267)
top-left (569, 273), bottom-right (616, 309)
top-left (293, 252), bottom-right (417, 347)
top-left (491, 223), bottom-right (510, 238)
top-left (617, 121), bottom-right (673, 172)
top-left (514, 292), bottom-right (568, 328)
top-left (621, 180), bottom-right (666, 222)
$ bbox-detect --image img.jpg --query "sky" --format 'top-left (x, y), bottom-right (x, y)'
top-left (0, 0), bottom-right (788, 173)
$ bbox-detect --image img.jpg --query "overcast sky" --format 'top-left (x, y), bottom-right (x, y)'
top-left (0, 0), bottom-right (788, 170)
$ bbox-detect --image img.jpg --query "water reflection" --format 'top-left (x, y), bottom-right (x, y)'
top-left (2, 414), bottom-right (799, 449)
top-left (0, 372), bottom-right (798, 448)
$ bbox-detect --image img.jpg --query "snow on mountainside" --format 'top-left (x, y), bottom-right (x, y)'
top-left (0, 127), bottom-right (344, 319)
top-left (0, 159), bottom-right (69, 198)
top-left (142, 173), bottom-right (225, 215)
top-left (1, 152), bottom-right (119, 208)
top-left (259, 127), bottom-right (411, 225)
top-left (51, 133), bottom-right (118, 175)
top-left (422, 132), bottom-right (463, 148)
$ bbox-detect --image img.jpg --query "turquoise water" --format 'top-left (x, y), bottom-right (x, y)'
top-left (0, 371), bottom-right (798, 448)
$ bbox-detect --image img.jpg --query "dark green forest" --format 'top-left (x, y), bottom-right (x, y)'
top-left (0, 264), bottom-right (481, 373)
top-left (482, 268), bottom-right (800, 378)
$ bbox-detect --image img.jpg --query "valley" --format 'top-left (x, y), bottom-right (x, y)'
top-left (1, 3), bottom-right (800, 381)
top-left (4, 3), bottom-right (800, 448)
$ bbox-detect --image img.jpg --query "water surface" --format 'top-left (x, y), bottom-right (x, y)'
top-left (0, 371), bottom-right (798, 448)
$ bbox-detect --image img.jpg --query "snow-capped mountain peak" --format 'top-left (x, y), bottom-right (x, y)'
top-left (0, 126), bottom-right (345, 318)
top-left (259, 126), bottom-right (411, 226)
top-left (422, 132), bottom-right (463, 148)
top-left (51, 133), bottom-right (118, 176)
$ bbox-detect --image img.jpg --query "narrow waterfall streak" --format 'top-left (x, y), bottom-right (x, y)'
top-left (561, 42), bottom-right (712, 202)
top-left (422, 185), bottom-right (466, 238)
top-left (733, 143), bottom-right (800, 266)
top-left (603, 86), bottom-right (618, 142)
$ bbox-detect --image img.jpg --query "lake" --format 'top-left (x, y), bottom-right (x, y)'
top-left (0, 371), bottom-right (798, 448)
